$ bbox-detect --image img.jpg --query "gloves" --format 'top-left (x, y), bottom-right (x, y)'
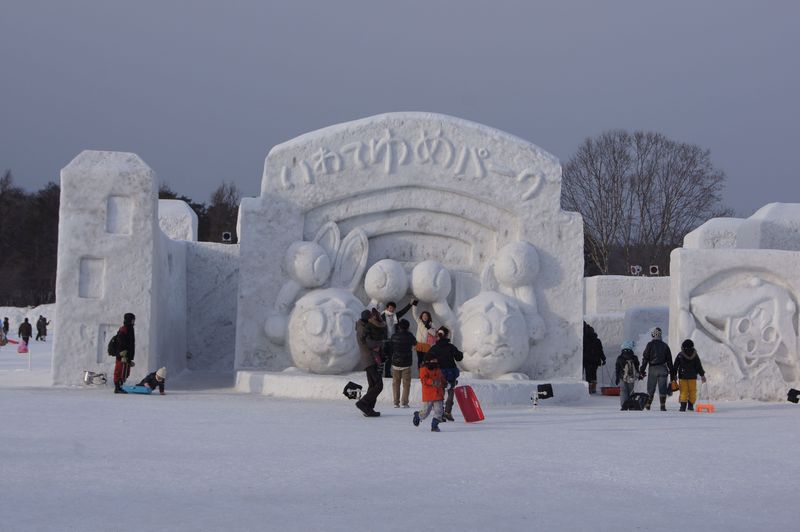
top-left (701, 376), bottom-right (707, 383)
top-left (639, 371), bottom-right (646, 380)
top-left (600, 359), bottom-right (606, 366)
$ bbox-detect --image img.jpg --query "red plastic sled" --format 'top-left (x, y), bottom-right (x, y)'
top-left (454, 385), bottom-right (485, 423)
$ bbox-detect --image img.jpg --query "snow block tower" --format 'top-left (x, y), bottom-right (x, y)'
top-left (53, 151), bottom-right (171, 385)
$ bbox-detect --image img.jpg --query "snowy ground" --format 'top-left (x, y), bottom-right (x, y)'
top-left (2, 337), bottom-right (799, 532)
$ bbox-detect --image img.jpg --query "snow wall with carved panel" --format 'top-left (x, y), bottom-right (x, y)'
top-left (234, 112), bottom-right (584, 380)
top-left (671, 203), bottom-right (800, 400)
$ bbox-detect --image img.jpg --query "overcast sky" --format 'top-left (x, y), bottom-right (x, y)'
top-left (2, 0), bottom-right (798, 216)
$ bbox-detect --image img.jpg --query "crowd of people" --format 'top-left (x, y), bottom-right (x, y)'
top-left (0, 314), bottom-right (52, 347)
top-left (584, 322), bottom-right (707, 412)
top-left (354, 300), bottom-right (463, 431)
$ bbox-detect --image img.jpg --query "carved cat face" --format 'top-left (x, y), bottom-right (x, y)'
top-left (288, 288), bottom-right (362, 374)
top-left (458, 291), bottom-right (529, 377)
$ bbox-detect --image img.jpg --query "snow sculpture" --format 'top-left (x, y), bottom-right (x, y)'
top-left (670, 244), bottom-right (800, 400)
top-left (458, 291), bottom-right (529, 377)
top-left (410, 260), bottom-right (457, 328)
top-left (691, 277), bottom-right (799, 383)
top-left (365, 259), bottom-right (408, 307)
top-left (235, 112), bottom-right (584, 379)
top-left (456, 242), bottom-right (546, 377)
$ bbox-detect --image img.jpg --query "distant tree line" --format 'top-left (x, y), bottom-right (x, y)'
top-left (0, 169), bottom-right (240, 307)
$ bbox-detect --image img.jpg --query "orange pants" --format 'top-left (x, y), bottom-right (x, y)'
top-left (679, 379), bottom-right (697, 404)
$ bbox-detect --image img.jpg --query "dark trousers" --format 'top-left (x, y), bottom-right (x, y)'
top-left (113, 359), bottom-right (131, 386)
top-left (358, 364), bottom-right (384, 412)
top-left (584, 364), bottom-right (599, 383)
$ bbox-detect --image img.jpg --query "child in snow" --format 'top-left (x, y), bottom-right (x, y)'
top-left (671, 339), bottom-right (706, 411)
top-left (137, 367), bottom-right (167, 395)
top-left (615, 340), bottom-right (640, 410)
top-left (413, 353), bottom-right (446, 432)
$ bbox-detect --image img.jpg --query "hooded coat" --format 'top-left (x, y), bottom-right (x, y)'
top-left (672, 349), bottom-right (705, 380)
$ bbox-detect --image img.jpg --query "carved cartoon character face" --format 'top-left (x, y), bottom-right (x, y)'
top-left (288, 288), bottom-right (361, 374)
top-left (458, 292), bottom-right (529, 377)
top-left (284, 241), bottom-right (332, 288)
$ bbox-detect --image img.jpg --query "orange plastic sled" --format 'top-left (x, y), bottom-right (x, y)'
top-left (695, 382), bottom-right (715, 413)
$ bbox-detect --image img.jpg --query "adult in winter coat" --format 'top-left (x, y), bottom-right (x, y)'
top-left (113, 313), bottom-right (136, 394)
top-left (583, 322), bottom-right (606, 394)
top-left (614, 340), bottom-right (640, 410)
top-left (2, 317), bottom-right (9, 335)
top-left (389, 319), bottom-right (416, 408)
top-left (671, 339), bottom-right (707, 412)
top-left (35, 316), bottom-right (50, 341)
top-left (412, 304), bottom-right (437, 369)
top-left (426, 326), bottom-right (463, 422)
top-left (639, 327), bottom-right (674, 411)
top-left (380, 300), bottom-right (414, 377)
top-left (18, 318), bottom-right (33, 345)
top-left (355, 310), bottom-right (383, 417)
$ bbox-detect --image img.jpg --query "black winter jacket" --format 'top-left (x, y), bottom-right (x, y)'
top-left (137, 372), bottom-right (165, 394)
top-left (116, 325), bottom-right (135, 361)
top-left (583, 323), bottom-right (606, 366)
top-left (18, 321), bottom-right (32, 338)
top-left (389, 330), bottom-right (416, 368)
top-left (641, 339), bottom-right (672, 374)
top-left (672, 350), bottom-right (705, 380)
top-left (615, 349), bottom-right (640, 385)
top-left (427, 338), bottom-right (463, 369)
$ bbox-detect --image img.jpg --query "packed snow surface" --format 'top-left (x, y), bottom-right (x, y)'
top-left (2, 337), bottom-right (798, 531)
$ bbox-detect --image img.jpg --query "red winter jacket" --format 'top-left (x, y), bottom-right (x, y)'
top-left (420, 366), bottom-right (445, 402)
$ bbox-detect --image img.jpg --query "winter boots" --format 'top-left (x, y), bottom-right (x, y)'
top-left (645, 395), bottom-right (653, 410)
top-left (412, 411), bottom-right (420, 426)
top-left (114, 382), bottom-right (127, 394)
top-left (443, 412), bottom-right (455, 422)
top-left (431, 418), bottom-right (441, 432)
top-left (589, 382), bottom-right (597, 394)
top-left (687, 402), bottom-right (694, 411)
top-left (660, 396), bottom-right (667, 411)
top-left (680, 402), bottom-right (687, 412)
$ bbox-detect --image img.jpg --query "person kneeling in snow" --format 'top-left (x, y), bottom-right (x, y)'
top-left (413, 354), bottom-right (446, 432)
top-left (137, 367), bottom-right (167, 395)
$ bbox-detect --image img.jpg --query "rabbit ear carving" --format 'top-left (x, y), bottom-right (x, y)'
top-left (480, 262), bottom-right (499, 292)
top-left (332, 228), bottom-right (369, 291)
top-left (314, 222), bottom-right (341, 263)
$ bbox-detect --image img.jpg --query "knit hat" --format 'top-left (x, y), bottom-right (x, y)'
top-left (651, 327), bottom-right (662, 339)
top-left (156, 367), bottom-right (167, 380)
top-left (621, 340), bottom-right (635, 351)
top-left (681, 339), bottom-right (694, 351)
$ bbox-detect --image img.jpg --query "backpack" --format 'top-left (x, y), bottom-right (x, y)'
top-left (107, 334), bottom-right (119, 357)
top-left (621, 357), bottom-right (637, 384)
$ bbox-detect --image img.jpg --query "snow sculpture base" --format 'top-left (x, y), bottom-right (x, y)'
top-left (235, 370), bottom-right (588, 406)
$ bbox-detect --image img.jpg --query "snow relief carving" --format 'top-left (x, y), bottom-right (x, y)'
top-left (689, 277), bottom-right (800, 384)
top-left (265, 230), bottom-right (547, 378)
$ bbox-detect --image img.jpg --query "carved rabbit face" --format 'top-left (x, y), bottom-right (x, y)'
top-left (284, 241), bottom-right (332, 288)
top-left (458, 292), bottom-right (528, 377)
top-left (288, 288), bottom-right (362, 374)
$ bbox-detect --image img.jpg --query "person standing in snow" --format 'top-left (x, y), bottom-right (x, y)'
top-left (365, 308), bottom-right (388, 377)
top-left (113, 313), bottom-right (136, 394)
top-left (389, 319), bottom-right (416, 408)
top-left (671, 339), bottom-right (707, 412)
top-left (412, 353), bottom-right (446, 432)
top-left (35, 315), bottom-right (50, 341)
top-left (615, 340), bottom-right (640, 410)
top-left (137, 367), bottom-right (167, 395)
top-left (380, 300), bottom-right (413, 377)
top-left (18, 318), bottom-right (32, 345)
top-left (2, 317), bottom-right (9, 335)
top-left (426, 326), bottom-right (463, 422)
top-left (355, 310), bottom-right (383, 417)
top-left (412, 304), bottom-right (437, 369)
top-left (639, 327), bottom-right (674, 411)
top-left (583, 322), bottom-right (606, 394)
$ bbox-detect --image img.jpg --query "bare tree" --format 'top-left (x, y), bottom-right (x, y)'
top-left (206, 182), bottom-right (241, 243)
top-left (563, 130), bottom-right (728, 274)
